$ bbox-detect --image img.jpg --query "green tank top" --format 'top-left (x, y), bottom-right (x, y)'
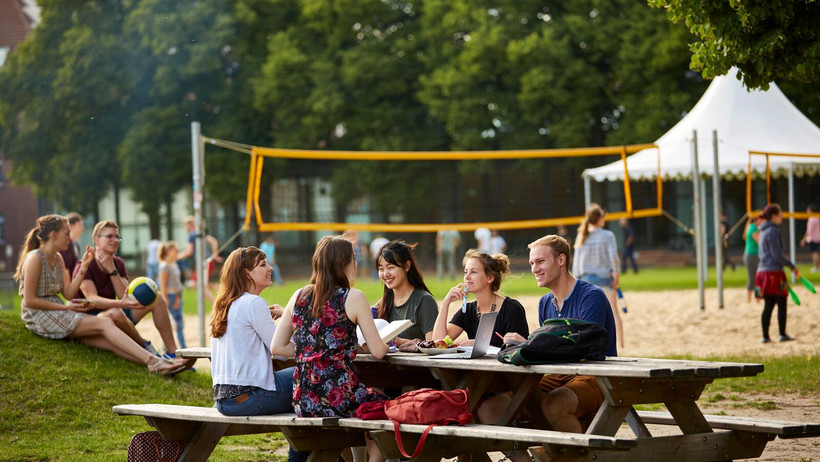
top-left (744, 222), bottom-right (759, 255)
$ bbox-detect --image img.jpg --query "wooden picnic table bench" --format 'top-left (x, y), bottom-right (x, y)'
top-left (113, 404), bottom-right (363, 462)
top-left (113, 348), bottom-right (819, 461)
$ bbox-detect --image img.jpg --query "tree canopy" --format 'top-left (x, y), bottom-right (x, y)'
top-left (1, 0), bottom-right (815, 229)
top-left (650, 0), bottom-right (820, 89)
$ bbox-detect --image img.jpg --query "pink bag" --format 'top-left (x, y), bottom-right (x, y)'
top-left (126, 431), bottom-right (188, 462)
top-left (384, 388), bottom-right (472, 458)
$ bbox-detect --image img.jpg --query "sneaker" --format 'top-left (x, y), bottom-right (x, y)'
top-left (161, 352), bottom-right (177, 361)
top-left (143, 341), bottom-right (162, 357)
top-left (811, 267), bottom-right (818, 273)
top-left (779, 335), bottom-right (795, 342)
top-left (761, 337), bottom-right (771, 344)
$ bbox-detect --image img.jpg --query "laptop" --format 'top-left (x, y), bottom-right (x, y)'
top-left (429, 311), bottom-right (499, 359)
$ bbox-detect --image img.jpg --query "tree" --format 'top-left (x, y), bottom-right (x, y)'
top-left (650, 0), bottom-right (820, 89)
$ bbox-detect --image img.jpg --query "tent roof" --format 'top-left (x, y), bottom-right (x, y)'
top-left (584, 68), bottom-right (820, 182)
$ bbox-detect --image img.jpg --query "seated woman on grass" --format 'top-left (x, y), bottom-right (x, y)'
top-left (15, 214), bottom-right (185, 375)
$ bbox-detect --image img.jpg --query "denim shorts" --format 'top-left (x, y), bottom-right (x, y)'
top-left (216, 367), bottom-right (295, 416)
top-left (581, 274), bottom-right (614, 290)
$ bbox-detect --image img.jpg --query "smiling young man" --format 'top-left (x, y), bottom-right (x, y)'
top-left (524, 234), bottom-right (617, 433)
top-left (75, 220), bottom-right (192, 365)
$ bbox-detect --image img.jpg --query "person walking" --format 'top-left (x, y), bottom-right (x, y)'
top-left (158, 241), bottom-right (186, 349)
top-left (259, 234), bottom-right (284, 285)
top-left (435, 229), bottom-right (460, 280)
top-left (799, 204), bottom-right (820, 273)
top-left (755, 204), bottom-right (799, 343)
top-left (619, 218), bottom-right (639, 273)
top-left (742, 215), bottom-right (762, 303)
top-left (572, 204), bottom-right (623, 349)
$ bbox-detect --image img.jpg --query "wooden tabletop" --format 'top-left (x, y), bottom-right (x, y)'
top-left (177, 347), bottom-right (763, 379)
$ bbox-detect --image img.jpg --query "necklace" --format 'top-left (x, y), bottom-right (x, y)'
top-left (476, 296), bottom-right (497, 319)
top-left (393, 288), bottom-right (413, 306)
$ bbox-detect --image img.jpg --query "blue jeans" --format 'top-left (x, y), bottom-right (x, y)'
top-left (581, 274), bottom-right (614, 290)
top-left (215, 367), bottom-right (295, 416)
top-left (167, 293), bottom-right (186, 349)
top-left (215, 367), bottom-right (306, 462)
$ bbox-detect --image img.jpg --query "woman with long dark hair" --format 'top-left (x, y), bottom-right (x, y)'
top-left (755, 204), bottom-right (799, 343)
top-left (272, 236), bottom-right (387, 462)
top-left (374, 240), bottom-right (437, 349)
top-left (572, 203), bottom-right (623, 349)
top-left (15, 215), bottom-right (184, 374)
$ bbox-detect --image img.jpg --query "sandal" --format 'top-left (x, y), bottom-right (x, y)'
top-left (147, 357), bottom-right (188, 376)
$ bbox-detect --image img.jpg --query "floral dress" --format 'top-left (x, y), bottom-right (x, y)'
top-left (292, 287), bottom-right (383, 417)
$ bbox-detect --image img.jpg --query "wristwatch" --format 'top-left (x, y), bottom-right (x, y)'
top-left (108, 269), bottom-right (119, 276)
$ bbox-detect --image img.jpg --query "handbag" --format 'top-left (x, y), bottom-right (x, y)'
top-left (355, 399), bottom-right (388, 420)
top-left (126, 431), bottom-right (188, 462)
top-left (383, 388), bottom-right (472, 458)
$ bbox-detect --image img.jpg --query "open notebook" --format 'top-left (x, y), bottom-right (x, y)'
top-left (356, 318), bottom-right (413, 346)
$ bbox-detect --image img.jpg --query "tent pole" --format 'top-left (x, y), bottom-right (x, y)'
top-left (583, 175), bottom-right (591, 209)
top-left (712, 131), bottom-right (723, 308)
top-left (691, 131), bottom-right (705, 310)
top-left (191, 121), bottom-right (207, 347)
top-left (788, 162), bottom-right (796, 283)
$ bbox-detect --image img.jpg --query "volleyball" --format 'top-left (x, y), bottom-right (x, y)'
top-left (127, 276), bottom-right (159, 306)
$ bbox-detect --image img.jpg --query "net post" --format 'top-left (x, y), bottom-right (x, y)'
top-left (191, 121), bottom-right (207, 347)
top-left (712, 130), bottom-right (723, 308)
top-left (691, 130), bottom-right (705, 311)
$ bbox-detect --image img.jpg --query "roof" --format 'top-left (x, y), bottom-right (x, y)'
top-left (584, 68), bottom-right (820, 182)
top-left (0, 0), bottom-right (36, 50)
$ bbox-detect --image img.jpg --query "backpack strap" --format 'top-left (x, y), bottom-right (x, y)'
top-left (393, 420), bottom-right (435, 459)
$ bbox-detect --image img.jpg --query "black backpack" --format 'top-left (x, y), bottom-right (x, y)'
top-left (497, 318), bottom-right (609, 365)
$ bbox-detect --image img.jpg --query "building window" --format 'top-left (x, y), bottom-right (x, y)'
top-left (0, 47), bottom-right (9, 67)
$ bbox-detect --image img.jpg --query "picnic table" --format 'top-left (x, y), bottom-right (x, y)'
top-left (113, 347), bottom-right (820, 461)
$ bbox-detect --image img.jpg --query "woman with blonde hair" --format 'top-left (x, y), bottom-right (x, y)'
top-left (572, 203), bottom-right (623, 348)
top-left (15, 215), bottom-right (184, 374)
top-left (435, 249), bottom-right (530, 462)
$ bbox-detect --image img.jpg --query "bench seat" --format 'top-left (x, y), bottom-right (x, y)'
top-left (637, 410), bottom-right (820, 439)
top-left (113, 404), bottom-right (337, 427)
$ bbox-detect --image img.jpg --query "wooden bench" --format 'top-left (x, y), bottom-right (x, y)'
top-left (113, 404), bottom-right (365, 462)
top-left (637, 410), bottom-right (820, 439)
top-left (338, 418), bottom-right (636, 462)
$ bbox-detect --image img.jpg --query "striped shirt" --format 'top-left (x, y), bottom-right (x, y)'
top-left (572, 228), bottom-right (620, 279)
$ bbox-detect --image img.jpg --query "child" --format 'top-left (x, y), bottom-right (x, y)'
top-left (158, 241), bottom-right (186, 350)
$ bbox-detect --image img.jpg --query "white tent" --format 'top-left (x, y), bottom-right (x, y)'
top-left (583, 68), bottom-right (820, 182)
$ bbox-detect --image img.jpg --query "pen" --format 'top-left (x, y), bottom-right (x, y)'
top-left (495, 332), bottom-right (505, 342)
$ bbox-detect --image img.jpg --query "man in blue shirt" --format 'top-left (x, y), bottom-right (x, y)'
top-left (505, 234), bottom-right (617, 433)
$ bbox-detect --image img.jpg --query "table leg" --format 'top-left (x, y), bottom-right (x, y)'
top-left (495, 375), bottom-right (541, 426)
top-left (179, 422), bottom-right (229, 462)
top-left (665, 400), bottom-right (713, 434)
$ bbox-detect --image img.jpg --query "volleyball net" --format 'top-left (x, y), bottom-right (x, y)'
top-left (747, 150), bottom-right (820, 219)
top-left (230, 144), bottom-right (664, 234)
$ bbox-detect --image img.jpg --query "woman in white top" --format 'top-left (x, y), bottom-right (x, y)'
top-left (210, 246), bottom-right (292, 416)
top-left (573, 203), bottom-right (623, 348)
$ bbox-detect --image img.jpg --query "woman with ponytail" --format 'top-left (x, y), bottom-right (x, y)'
top-left (755, 204), bottom-right (798, 343)
top-left (572, 203), bottom-right (624, 349)
top-left (15, 215), bottom-right (184, 375)
top-left (374, 240), bottom-right (438, 349)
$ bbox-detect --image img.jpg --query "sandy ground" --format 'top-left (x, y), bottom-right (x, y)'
top-left (137, 287), bottom-right (820, 461)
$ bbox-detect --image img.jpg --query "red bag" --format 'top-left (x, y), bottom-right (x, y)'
top-left (356, 399), bottom-right (388, 420)
top-left (126, 431), bottom-right (188, 462)
top-left (384, 388), bottom-right (472, 458)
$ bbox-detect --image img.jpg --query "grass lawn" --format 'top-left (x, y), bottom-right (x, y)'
top-left (2, 304), bottom-right (818, 460)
